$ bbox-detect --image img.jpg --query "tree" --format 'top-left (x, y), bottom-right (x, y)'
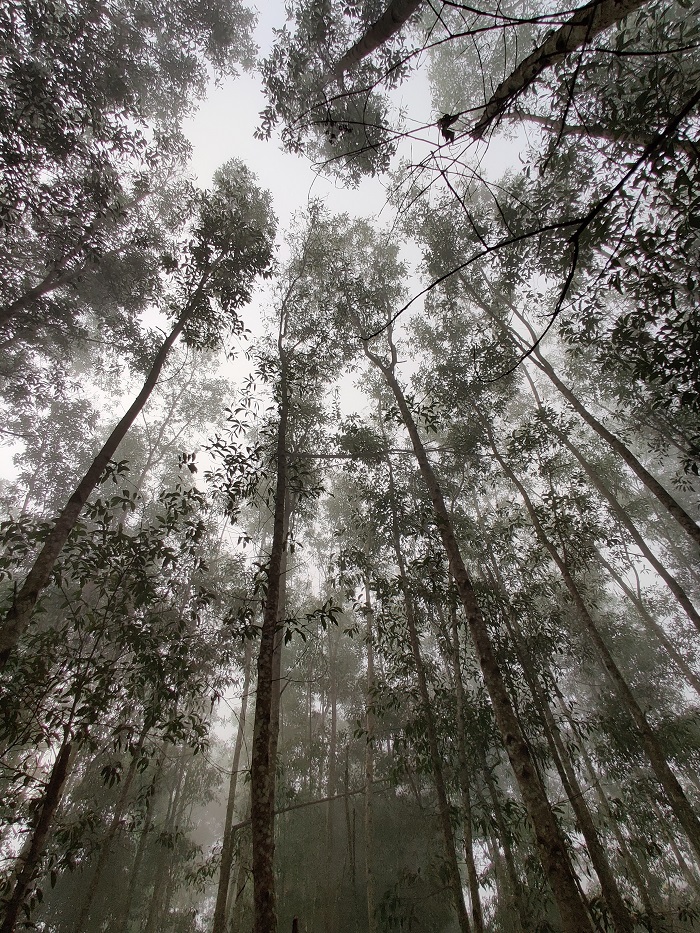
top-left (0, 161), bottom-right (275, 668)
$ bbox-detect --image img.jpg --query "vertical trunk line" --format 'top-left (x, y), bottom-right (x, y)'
top-left (213, 639), bottom-right (254, 933)
top-left (385, 456), bottom-right (472, 933)
top-left (250, 357), bottom-right (289, 933)
top-left (488, 431), bottom-right (700, 863)
top-left (364, 345), bottom-right (592, 933)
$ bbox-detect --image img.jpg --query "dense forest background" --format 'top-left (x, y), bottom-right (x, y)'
top-left (1, 1), bottom-right (699, 932)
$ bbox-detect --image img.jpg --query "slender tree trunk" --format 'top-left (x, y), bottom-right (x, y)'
top-left (471, 0), bottom-right (648, 138)
top-left (386, 457), bottom-right (472, 933)
top-left (505, 109), bottom-right (698, 155)
top-left (448, 600), bottom-right (485, 933)
top-left (363, 579), bottom-right (378, 933)
top-left (502, 610), bottom-right (634, 933)
top-left (0, 266), bottom-right (85, 331)
top-left (520, 365), bottom-right (700, 632)
top-left (530, 355), bottom-right (700, 551)
top-left (143, 751), bottom-right (188, 933)
top-left (129, 366), bottom-right (196, 501)
top-left (549, 419), bottom-right (700, 631)
top-left (0, 288), bottom-right (203, 668)
top-left (230, 814), bottom-right (252, 933)
top-left (364, 340), bottom-right (593, 933)
top-left (324, 629), bottom-right (339, 933)
top-left (250, 355), bottom-right (289, 933)
top-left (117, 779), bottom-right (156, 933)
top-left (478, 753), bottom-right (527, 932)
top-left (551, 685), bottom-right (666, 926)
top-left (213, 640), bottom-right (254, 933)
top-left (466, 279), bottom-right (700, 550)
top-left (1, 739), bottom-right (74, 933)
top-left (329, 0), bottom-right (424, 83)
top-left (73, 735), bottom-right (146, 933)
top-left (488, 432), bottom-right (700, 863)
top-left (595, 550), bottom-right (700, 696)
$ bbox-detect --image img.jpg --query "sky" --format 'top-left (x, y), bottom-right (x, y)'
top-left (0, 0), bottom-right (525, 482)
top-left (180, 3), bottom-right (527, 426)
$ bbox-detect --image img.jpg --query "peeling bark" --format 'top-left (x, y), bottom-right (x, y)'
top-left (471, 0), bottom-right (649, 138)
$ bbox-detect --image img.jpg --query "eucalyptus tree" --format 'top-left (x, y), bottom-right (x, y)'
top-left (266, 202), bottom-right (593, 929)
top-left (0, 465), bottom-right (229, 932)
top-left (0, 160), bottom-right (275, 669)
top-left (1, 0), bottom-right (255, 320)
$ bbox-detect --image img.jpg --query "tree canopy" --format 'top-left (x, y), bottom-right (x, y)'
top-left (1, 2), bottom-right (699, 933)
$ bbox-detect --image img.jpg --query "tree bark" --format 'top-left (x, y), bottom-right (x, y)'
top-left (386, 457), bottom-right (472, 933)
top-left (364, 339), bottom-right (594, 933)
top-left (489, 433), bottom-right (700, 863)
top-left (363, 578), bottom-right (378, 933)
top-left (471, 0), bottom-right (648, 138)
top-left (250, 356), bottom-right (289, 933)
top-left (448, 600), bottom-right (485, 933)
top-left (212, 639), bottom-right (254, 933)
top-left (1, 739), bottom-right (74, 933)
top-left (0, 288), bottom-right (202, 669)
top-left (502, 610), bottom-right (635, 933)
top-left (329, 0), bottom-right (424, 83)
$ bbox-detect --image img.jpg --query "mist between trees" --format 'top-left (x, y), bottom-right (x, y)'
top-left (0, 1), bottom-right (699, 932)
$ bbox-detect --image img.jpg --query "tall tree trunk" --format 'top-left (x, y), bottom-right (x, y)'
top-left (471, 0), bottom-right (649, 138)
top-left (329, 0), bottom-right (424, 83)
top-left (505, 109), bottom-right (698, 155)
top-left (477, 753), bottom-right (527, 932)
top-left (250, 355), bottom-right (289, 933)
top-left (230, 815), bottom-right (252, 933)
top-left (363, 579), bottom-right (378, 933)
top-left (548, 419), bottom-right (700, 631)
top-left (386, 458), bottom-right (472, 933)
top-left (324, 628), bottom-right (339, 933)
top-left (502, 609), bottom-right (635, 933)
top-left (117, 774), bottom-right (157, 933)
top-left (213, 639), bottom-right (254, 933)
top-left (448, 600), bottom-right (485, 933)
top-left (529, 350), bottom-right (700, 551)
top-left (364, 339), bottom-right (593, 933)
top-left (488, 431), bottom-right (700, 863)
top-left (594, 550), bottom-right (700, 697)
top-left (0, 287), bottom-right (204, 668)
top-left (552, 685), bottom-right (665, 926)
top-left (520, 366), bottom-right (700, 632)
top-left (143, 750), bottom-right (188, 933)
top-left (1, 738), bottom-right (74, 933)
top-left (73, 733), bottom-right (146, 933)
top-left (464, 278), bottom-right (700, 550)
